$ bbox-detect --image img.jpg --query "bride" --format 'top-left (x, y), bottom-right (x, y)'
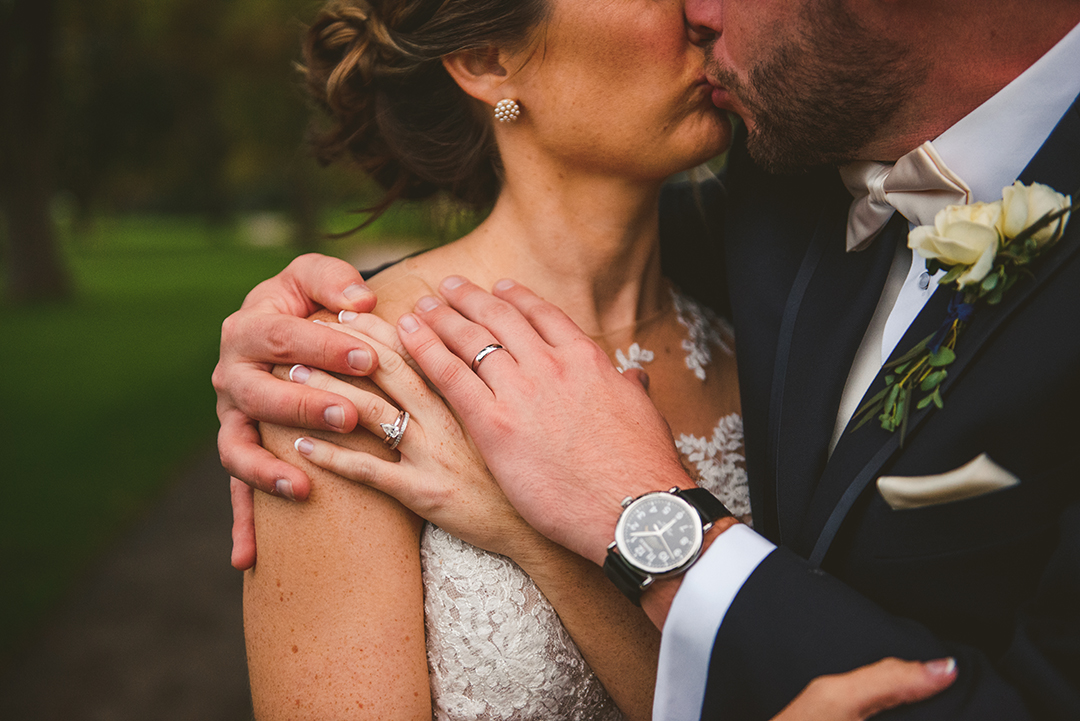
top-left (238, 0), bottom-right (956, 719)
top-left (245, 0), bottom-right (737, 718)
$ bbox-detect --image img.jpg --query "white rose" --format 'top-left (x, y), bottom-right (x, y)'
top-left (1001, 180), bottom-right (1071, 247)
top-left (908, 201), bottom-right (1002, 286)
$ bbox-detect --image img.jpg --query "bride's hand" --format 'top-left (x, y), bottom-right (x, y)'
top-left (290, 313), bottom-right (543, 560)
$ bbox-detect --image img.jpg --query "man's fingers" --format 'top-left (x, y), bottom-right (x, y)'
top-left (397, 312), bottom-right (495, 424)
top-left (289, 365), bottom-right (408, 444)
top-left (433, 277), bottom-right (552, 355)
top-left (230, 478), bottom-right (257, 571)
top-left (217, 409), bottom-right (313, 501)
top-left (220, 311), bottom-right (377, 377)
top-left (242, 253), bottom-right (376, 315)
top-left (489, 278), bottom-right (591, 346)
top-left (411, 295), bottom-right (521, 387)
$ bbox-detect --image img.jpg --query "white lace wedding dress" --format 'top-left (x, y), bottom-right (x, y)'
top-left (419, 290), bottom-right (749, 720)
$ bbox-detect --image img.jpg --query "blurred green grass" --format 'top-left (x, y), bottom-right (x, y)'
top-left (0, 207), bottom-right (458, 661)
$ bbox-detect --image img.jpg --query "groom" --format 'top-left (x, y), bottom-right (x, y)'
top-left (215, 0), bottom-right (1080, 718)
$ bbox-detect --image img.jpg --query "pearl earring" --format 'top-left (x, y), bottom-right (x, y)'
top-left (494, 99), bottom-right (521, 123)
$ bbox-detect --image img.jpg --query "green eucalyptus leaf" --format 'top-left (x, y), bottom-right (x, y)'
top-left (884, 374), bottom-right (895, 385)
top-left (928, 347), bottom-right (956, 367)
top-left (981, 273), bottom-right (999, 292)
top-left (920, 369), bottom-right (947, 391)
top-left (917, 393), bottom-right (935, 410)
top-left (932, 388), bottom-right (944, 409)
top-left (886, 383), bottom-right (901, 409)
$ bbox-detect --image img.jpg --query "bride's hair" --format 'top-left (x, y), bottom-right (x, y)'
top-left (302, 0), bottom-right (547, 221)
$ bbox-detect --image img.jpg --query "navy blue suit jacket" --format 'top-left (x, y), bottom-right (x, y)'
top-left (659, 95), bottom-right (1080, 720)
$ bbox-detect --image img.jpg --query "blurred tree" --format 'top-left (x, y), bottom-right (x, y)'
top-left (0, 0), bottom-right (73, 302)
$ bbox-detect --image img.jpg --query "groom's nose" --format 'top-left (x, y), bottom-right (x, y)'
top-left (684, 0), bottom-right (723, 41)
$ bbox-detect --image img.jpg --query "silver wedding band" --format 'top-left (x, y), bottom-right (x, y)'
top-left (380, 410), bottom-right (409, 450)
top-left (471, 344), bottom-right (508, 372)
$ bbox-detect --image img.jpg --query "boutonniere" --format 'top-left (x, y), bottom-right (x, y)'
top-left (852, 181), bottom-right (1077, 444)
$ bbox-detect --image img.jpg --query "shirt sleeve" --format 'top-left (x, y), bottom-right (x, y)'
top-left (652, 524), bottom-right (776, 721)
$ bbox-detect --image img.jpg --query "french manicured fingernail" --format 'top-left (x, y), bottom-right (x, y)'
top-left (338, 310), bottom-right (358, 323)
top-left (399, 313), bottom-right (420, 333)
top-left (416, 295), bottom-right (440, 312)
top-left (289, 364), bottom-right (311, 384)
top-left (494, 279), bottom-right (515, 291)
top-left (442, 276), bottom-right (466, 290)
top-left (324, 405), bottom-right (346, 429)
top-left (343, 283), bottom-right (369, 302)
top-left (925, 657), bottom-right (957, 677)
top-left (347, 349), bottom-right (372, 372)
top-left (274, 479), bottom-right (295, 500)
top-left (294, 438), bottom-right (315, 456)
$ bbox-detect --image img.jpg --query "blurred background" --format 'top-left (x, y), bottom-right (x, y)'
top-left (0, 1), bottom-right (472, 717)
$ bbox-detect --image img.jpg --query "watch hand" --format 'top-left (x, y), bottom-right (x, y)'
top-left (657, 518), bottom-right (677, 536)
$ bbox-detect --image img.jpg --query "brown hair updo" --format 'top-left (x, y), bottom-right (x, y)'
top-left (302, 0), bottom-right (548, 219)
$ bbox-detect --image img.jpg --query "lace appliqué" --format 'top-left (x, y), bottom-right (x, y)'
top-left (672, 289), bottom-right (733, 381)
top-left (615, 343), bottom-right (654, 372)
top-left (677, 413), bottom-right (751, 519)
top-left (421, 525), bottom-right (624, 721)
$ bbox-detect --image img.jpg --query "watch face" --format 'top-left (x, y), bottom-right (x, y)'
top-left (615, 493), bottom-right (703, 574)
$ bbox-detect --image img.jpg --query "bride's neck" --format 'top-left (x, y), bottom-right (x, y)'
top-left (451, 165), bottom-right (667, 338)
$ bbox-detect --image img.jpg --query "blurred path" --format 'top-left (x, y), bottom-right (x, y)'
top-left (0, 443), bottom-right (252, 721)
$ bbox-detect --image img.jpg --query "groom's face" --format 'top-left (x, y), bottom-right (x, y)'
top-left (687, 0), bottom-right (928, 173)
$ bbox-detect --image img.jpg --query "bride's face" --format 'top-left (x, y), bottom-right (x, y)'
top-left (505, 0), bottom-right (730, 180)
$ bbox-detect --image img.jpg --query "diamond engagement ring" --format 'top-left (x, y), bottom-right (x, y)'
top-left (380, 410), bottom-right (409, 450)
top-left (471, 344), bottom-right (508, 372)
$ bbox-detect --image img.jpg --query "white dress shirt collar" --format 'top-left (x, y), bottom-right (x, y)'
top-left (933, 21), bottom-right (1080, 203)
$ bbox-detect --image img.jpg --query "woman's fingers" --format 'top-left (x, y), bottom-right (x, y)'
top-left (287, 364), bottom-right (405, 442)
top-left (336, 311), bottom-right (409, 357)
top-left (772, 657), bottom-right (958, 721)
top-left (294, 435), bottom-right (402, 497)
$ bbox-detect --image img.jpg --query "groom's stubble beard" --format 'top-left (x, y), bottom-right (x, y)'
top-left (707, 0), bottom-right (929, 174)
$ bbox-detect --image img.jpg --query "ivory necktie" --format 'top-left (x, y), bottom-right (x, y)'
top-left (840, 141), bottom-right (971, 252)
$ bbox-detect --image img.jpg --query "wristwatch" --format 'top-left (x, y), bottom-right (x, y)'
top-left (603, 487), bottom-right (730, 605)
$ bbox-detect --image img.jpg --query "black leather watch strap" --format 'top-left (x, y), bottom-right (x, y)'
top-left (678, 487), bottom-right (731, 526)
top-left (603, 552), bottom-right (650, 606)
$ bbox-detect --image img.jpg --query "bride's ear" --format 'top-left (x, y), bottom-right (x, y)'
top-left (442, 47), bottom-right (516, 107)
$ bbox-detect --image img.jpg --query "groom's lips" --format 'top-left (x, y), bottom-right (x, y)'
top-left (709, 83), bottom-right (735, 111)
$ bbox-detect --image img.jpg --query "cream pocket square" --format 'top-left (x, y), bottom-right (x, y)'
top-left (876, 453), bottom-right (1020, 510)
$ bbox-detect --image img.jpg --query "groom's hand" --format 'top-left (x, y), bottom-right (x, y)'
top-left (214, 253), bottom-right (378, 503)
top-left (396, 276), bottom-right (705, 567)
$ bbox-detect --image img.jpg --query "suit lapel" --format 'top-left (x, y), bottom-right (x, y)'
top-left (797, 94), bottom-right (1080, 565)
top-left (766, 197), bottom-right (900, 544)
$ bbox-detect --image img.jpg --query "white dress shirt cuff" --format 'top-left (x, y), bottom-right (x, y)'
top-left (653, 524), bottom-right (776, 721)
